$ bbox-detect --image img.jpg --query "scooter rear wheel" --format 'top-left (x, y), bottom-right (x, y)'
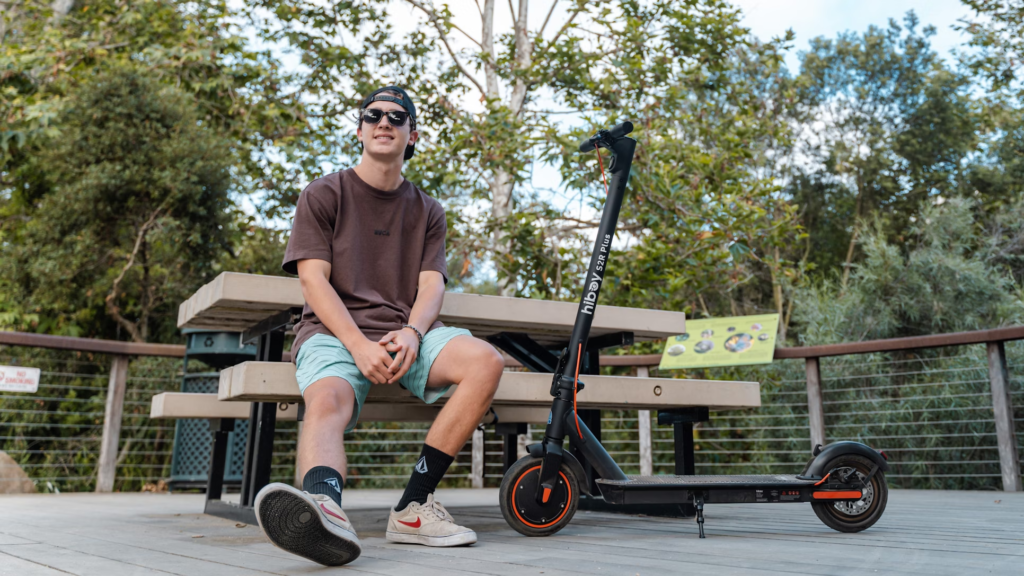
top-left (812, 454), bottom-right (888, 533)
top-left (499, 455), bottom-right (580, 537)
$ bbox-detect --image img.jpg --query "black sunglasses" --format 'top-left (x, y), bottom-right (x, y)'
top-left (361, 108), bottom-right (411, 127)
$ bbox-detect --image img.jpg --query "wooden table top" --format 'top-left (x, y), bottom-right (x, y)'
top-left (178, 272), bottom-right (685, 345)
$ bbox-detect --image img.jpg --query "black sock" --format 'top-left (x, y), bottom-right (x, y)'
top-left (303, 466), bottom-right (344, 507)
top-left (396, 444), bottom-right (454, 511)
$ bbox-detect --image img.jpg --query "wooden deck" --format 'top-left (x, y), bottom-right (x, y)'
top-left (1, 489), bottom-right (1021, 575)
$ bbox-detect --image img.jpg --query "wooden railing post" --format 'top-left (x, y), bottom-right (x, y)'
top-left (636, 366), bottom-right (653, 476)
top-left (986, 341), bottom-right (1022, 492)
top-left (517, 425), bottom-right (531, 460)
top-left (96, 354), bottom-right (129, 492)
top-left (471, 427), bottom-right (484, 488)
top-left (805, 357), bottom-right (826, 451)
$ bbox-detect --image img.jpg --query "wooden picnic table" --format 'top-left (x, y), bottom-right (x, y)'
top-left (177, 272), bottom-right (755, 523)
top-left (178, 272), bottom-right (685, 350)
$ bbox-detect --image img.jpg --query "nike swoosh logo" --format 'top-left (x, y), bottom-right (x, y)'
top-left (319, 503), bottom-right (347, 523)
top-left (397, 517), bottom-right (421, 528)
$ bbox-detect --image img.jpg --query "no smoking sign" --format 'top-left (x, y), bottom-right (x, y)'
top-left (0, 366), bottom-right (41, 393)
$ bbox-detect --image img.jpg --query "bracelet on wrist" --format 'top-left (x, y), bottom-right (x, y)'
top-left (402, 324), bottom-right (424, 345)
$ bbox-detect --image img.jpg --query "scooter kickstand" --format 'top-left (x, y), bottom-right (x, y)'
top-left (694, 495), bottom-right (706, 539)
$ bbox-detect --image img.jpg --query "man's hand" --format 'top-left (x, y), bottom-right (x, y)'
top-left (379, 328), bottom-right (420, 384)
top-left (350, 338), bottom-right (397, 385)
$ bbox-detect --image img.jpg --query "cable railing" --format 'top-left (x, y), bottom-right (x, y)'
top-left (2, 326), bottom-right (1023, 492)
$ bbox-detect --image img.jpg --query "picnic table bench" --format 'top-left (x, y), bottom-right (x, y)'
top-left (173, 272), bottom-right (760, 523)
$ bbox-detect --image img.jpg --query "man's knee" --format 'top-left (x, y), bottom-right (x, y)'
top-left (473, 341), bottom-right (504, 394)
top-left (303, 378), bottom-right (356, 423)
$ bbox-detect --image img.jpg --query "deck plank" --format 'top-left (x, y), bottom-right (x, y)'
top-left (0, 550), bottom-right (75, 576)
top-left (0, 542), bottom-right (176, 576)
top-left (0, 490), bottom-right (1020, 575)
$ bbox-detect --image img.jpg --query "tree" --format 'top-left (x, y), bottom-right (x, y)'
top-left (958, 0), bottom-right (1024, 95)
top-left (795, 14), bottom-right (942, 287)
top-left (794, 197), bottom-right (1024, 345)
top-left (787, 13), bottom-right (985, 293)
top-left (1, 0), bottom-right (309, 205)
top-left (243, 0), bottom-right (803, 310)
top-left (957, 1), bottom-right (1024, 216)
top-left (1, 68), bottom-right (233, 342)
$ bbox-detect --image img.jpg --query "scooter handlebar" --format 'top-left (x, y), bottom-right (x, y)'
top-left (579, 121), bottom-right (634, 152)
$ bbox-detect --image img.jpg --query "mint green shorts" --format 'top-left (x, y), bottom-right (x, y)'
top-left (294, 327), bottom-right (472, 432)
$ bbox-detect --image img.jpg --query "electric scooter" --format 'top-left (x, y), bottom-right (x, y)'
top-left (498, 122), bottom-right (890, 538)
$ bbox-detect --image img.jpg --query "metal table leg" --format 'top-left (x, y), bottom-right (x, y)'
top-left (208, 329), bottom-right (283, 524)
top-left (204, 418), bottom-right (233, 503)
top-left (659, 407), bottom-right (709, 517)
top-left (657, 407), bottom-right (709, 477)
top-left (240, 331), bottom-right (284, 507)
top-left (496, 422), bottom-right (528, 473)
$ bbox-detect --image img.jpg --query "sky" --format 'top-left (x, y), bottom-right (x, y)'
top-left (731, 0), bottom-right (973, 71)
top-left (386, 0), bottom-right (974, 85)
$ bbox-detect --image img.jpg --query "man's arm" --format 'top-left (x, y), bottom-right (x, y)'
top-left (408, 270), bottom-right (445, 337)
top-left (296, 259), bottom-right (395, 385)
top-left (379, 270), bottom-right (445, 384)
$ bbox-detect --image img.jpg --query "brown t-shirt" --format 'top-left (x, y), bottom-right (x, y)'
top-left (282, 169), bottom-right (448, 359)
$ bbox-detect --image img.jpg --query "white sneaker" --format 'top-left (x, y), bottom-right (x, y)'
top-left (255, 482), bottom-right (362, 566)
top-left (386, 493), bottom-right (478, 547)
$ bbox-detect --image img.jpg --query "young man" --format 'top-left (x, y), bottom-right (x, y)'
top-left (254, 86), bottom-right (504, 567)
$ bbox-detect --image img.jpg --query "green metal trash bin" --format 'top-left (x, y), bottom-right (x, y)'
top-left (169, 330), bottom-right (257, 490)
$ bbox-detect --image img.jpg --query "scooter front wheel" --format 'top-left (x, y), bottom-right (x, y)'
top-left (499, 455), bottom-right (580, 537)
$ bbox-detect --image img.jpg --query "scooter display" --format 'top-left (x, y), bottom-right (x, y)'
top-left (498, 122), bottom-right (890, 538)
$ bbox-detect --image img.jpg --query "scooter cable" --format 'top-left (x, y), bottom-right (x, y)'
top-left (573, 343), bottom-right (583, 439)
top-left (596, 148), bottom-right (610, 197)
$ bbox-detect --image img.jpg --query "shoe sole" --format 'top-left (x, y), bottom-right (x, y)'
top-left (256, 489), bottom-right (361, 566)
top-left (385, 530), bottom-right (477, 547)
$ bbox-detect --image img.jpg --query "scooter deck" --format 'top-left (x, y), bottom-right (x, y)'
top-left (597, 474), bottom-right (812, 490)
top-left (595, 474), bottom-right (854, 506)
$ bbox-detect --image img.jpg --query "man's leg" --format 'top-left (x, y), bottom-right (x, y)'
top-left (395, 335), bottom-right (503, 510)
top-left (297, 377), bottom-right (355, 506)
top-left (255, 374), bottom-right (363, 566)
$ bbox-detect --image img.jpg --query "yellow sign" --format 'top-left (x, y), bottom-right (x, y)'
top-left (659, 314), bottom-right (779, 370)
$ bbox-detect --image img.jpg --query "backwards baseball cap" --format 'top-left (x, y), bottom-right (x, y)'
top-left (360, 86), bottom-right (417, 160)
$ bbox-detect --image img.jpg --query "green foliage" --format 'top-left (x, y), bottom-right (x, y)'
top-left (794, 197), bottom-right (1024, 344)
top-left (539, 8), bottom-right (803, 317)
top-left (1, 0), bottom-right (308, 197)
top-left (1, 68), bottom-right (233, 342)
top-left (788, 15), bottom-right (976, 282)
top-left (0, 0), bottom-right (1022, 355)
top-left (247, 0), bottom-right (803, 306)
top-left (217, 220), bottom-right (289, 278)
top-left (958, 0), bottom-right (1024, 94)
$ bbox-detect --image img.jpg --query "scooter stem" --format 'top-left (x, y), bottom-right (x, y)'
top-left (544, 125), bottom-right (637, 446)
top-left (534, 124), bottom-right (636, 502)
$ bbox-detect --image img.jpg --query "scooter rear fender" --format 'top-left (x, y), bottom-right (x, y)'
top-left (798, 441), bottom-right (890, 480)
top-left (527, 443), bottom-right (592, 496)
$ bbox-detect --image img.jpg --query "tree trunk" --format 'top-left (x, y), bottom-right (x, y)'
top-left (509, 0), bottom-right (532, 112)
top-left (491, 169), bottom-right (516, 296)
top-left (51, 0), bottom-right (74, 20)
top-left (481, 0), bottom-right (499, 96)
top-left (105, 209), bottom-right (163, 343)
top-left (483, 0), bottom-right (531, 297)
top-left (139, 238), bottom-right (151, 342)
top-left (771, 246), bottom-right (785, 340)
top-left (841, 175), bottom-right (865, 290)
